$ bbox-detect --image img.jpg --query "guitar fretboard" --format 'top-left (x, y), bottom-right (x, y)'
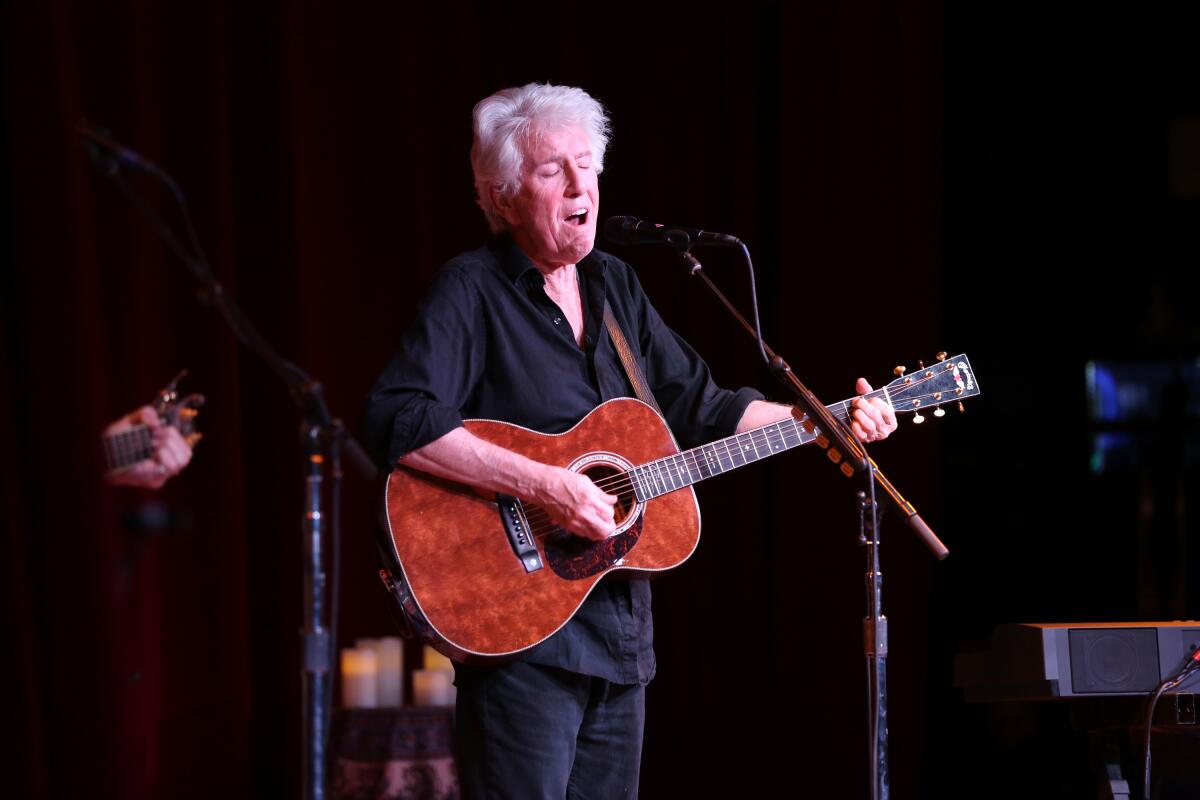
top-left (102, 425), bottom-right (154, 472)
top-left (628, 398), bottom-right (859, 501)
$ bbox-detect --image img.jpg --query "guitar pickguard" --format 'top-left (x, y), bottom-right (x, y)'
top-left (543, 513), bottom-right (645, 580)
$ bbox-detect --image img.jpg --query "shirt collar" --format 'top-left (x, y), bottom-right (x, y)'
top-left (494, 234), bottom-right (609, 285)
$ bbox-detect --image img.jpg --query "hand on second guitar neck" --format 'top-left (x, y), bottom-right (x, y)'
top-left (532, 465), bottom-right (619, 542)
top-left (105, 405), bottom-right (194, 489)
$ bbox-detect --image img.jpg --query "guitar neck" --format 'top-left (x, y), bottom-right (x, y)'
top-left (628, 394), bottom-right (865, 501)
top-left (103, 425), bottom-right (155, 472)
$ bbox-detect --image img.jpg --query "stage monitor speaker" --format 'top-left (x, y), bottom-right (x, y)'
top-left (956, 621), bottom-right (1200, 700)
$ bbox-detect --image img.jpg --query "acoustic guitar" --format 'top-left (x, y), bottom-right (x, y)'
top-left (382, 353), bottom-right (978, 663)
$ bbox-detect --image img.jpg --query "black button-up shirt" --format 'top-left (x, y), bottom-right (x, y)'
top-left (365, 235), bottom-right (762, 685)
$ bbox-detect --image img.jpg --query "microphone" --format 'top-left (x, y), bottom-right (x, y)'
top-left (603, 215), bottom-right (741, 248)
top-left (76, 119), bottom-right (164, 176)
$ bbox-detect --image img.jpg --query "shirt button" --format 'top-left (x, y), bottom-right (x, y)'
top-left (553, 317), bottom-right (562, 325)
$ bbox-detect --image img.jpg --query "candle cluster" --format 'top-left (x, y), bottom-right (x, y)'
top-left (340, 639), bottom-right (458, 708)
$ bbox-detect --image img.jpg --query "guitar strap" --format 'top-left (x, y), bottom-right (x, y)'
top-left (602, 299), bottom-right (664, 417)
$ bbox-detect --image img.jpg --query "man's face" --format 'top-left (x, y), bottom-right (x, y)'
top-left (497, 125), bottom-right (599, 271)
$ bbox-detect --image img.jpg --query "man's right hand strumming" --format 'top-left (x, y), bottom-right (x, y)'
top-left (529, 465), bottom-right (617, 542)
top-left (399, 427), bottom-right (618, 542)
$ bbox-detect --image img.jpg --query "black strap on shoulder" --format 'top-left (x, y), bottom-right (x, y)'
top-left (602, 299), bottom-right (664, 416)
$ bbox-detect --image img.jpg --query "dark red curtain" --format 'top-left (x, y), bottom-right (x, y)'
top-left (5, 2), bottom-right (1197, 798)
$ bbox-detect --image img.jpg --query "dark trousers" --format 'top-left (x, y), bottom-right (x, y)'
top-left (454, 661), bottom-right (645, 800)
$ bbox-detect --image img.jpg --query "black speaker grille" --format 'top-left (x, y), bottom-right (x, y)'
top-left (1068, 628), bottom-right (1160, 693)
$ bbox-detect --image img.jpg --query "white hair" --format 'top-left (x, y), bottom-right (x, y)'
top-left (471, 83), bottom-right (611, 233)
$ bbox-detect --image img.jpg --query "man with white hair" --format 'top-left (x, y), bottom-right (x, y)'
top-left (365, 82), bottom-right (896, 798)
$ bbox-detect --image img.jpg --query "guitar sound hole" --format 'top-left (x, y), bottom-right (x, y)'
top-left (579, 465), bottom-right (633, 525)
top-left (541, 458), bottom-right (643, 581)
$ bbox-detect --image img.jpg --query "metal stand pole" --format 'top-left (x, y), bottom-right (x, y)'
top-left (301, 426), bottom-right (332, 800)
top-left (860, 483), bottom-right (889, 800)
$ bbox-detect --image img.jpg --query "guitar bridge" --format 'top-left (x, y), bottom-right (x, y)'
top-left (496, 494), bottom-right (542, 573)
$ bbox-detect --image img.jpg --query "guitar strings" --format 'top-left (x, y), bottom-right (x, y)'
top-left (518, 405), bottom-right (837, 540)
top-left (520, 393), bottom-right (855, 535)
top-left (531, 412), bottom-right (817, 501)
top-left (517, 375), bottom-right (958, 541)
top-left (525, 377), bottom-right (951, 510)
top-left (105, 425), bottom-right (155, 470)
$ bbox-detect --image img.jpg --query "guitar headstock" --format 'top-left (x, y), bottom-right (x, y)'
top-left (153, 370), bottom-right (206, 445)
top-left (883, 352), bottom-right (979, 423)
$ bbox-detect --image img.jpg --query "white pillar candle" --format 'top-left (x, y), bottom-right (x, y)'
top-left (423, 644), bottom-right (454, 671)
top-left (375, 637), bottom-right (404, 707)
top-left (413, 668), bottom-right (456, 706)
top-left (356, 637), bottom-right (404, 707)
top-left (341, 647), bottom-right (378, 708)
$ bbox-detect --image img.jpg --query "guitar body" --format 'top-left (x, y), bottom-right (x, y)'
top-left (382, 398), bottom-right (700, 662)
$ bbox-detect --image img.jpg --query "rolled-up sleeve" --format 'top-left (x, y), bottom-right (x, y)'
top-left (363, 266), bottom-right (485, 468)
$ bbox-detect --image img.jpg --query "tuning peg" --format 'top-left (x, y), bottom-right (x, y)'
top-left (936, 351), bottom-right (947, 362)
top-left (934, 407), bottom-right (946, 418)
top-left (918, 360), bottom-right (926, 370)
top-left (913, 412), bottom-right (925, 424)
top-left (161, 369), bottom-right (188, 396)
top-left (893, 366), bottom-right (907, 377)
top-left (957, 401), bottom-right (965, 413)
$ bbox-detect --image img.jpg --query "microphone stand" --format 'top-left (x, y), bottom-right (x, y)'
top-left (78, 121), bottom-right (377, 800)
top-left (668, 242), bottom-right (948, 800)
